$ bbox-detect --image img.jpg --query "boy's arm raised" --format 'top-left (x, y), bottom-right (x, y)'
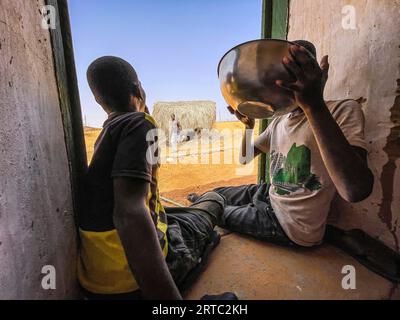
top-left (113, 177), bottom-right (182, 300)
top-left (276, 45), bottom-right (373, 202)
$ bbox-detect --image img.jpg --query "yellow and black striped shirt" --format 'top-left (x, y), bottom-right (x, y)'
top-left (78, 112), bottom-right (167, 294)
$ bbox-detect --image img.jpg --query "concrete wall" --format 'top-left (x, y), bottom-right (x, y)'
top-left (0, 0), bottom-right (78, 299)
top-left (288, 0), bottom-right (400, 252)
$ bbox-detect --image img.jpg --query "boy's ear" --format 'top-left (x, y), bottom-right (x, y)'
top-left (136, 81), bottom-right (146, 102)
top-left (131, 95), bottom-right (145, 112)
top-left (92, 92), bottom-right (111, 113)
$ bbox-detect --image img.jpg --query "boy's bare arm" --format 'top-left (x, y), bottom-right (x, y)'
top-left (113, 177), bottom-right (182, 300)
top-left (302, 102), bottom-right (373, 202)
top-left (227, 106), bottom-right (263, 164)
top-left (277, 45), bottom-right (373, 202)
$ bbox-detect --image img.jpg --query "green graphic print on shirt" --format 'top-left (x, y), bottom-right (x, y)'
top-left (270, 143), bottom-right (322, 195)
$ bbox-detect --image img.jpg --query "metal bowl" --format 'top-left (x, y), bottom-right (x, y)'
top-left (218, 39), bottom-right (298, 119)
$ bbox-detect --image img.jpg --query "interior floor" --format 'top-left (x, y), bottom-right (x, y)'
top-left (184, 232), bottom-right (396, 300)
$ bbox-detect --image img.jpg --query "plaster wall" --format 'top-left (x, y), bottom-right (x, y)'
top-left (0, 0), bottom-right (78, 299)
top-left (288, 0), bottom-right (400, 252)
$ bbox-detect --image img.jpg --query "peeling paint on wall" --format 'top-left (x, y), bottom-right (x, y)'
top-left (378, 80), bottom-right (400, 251)
top-left (288, 0), bottom-right (400, 252)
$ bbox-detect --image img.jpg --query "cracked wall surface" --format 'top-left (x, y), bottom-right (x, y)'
top-left (288, 0), bottom-right (400, 252)
top-left (0, 0), bottom-right (78, 299)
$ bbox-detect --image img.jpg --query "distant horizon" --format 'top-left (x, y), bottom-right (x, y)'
top-left (68, 0), bottom-right (262, 127)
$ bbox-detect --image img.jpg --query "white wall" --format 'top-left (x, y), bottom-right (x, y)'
top-left (0, 0), bottom-right (78, 299)
top-left (288, 0), bottom-right (400, 252)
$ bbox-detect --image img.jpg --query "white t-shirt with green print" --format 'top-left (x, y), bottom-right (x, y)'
top-left (254, 100), bottom-right (367, 246)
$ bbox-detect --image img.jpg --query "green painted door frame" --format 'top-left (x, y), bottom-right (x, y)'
top-left (258, 0), bottom-right (290, 184)
top-left (46, 0), bottom-right (87, 227)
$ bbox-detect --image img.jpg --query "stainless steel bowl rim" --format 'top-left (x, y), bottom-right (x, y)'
top-left (217, 38), bottom-right (297, 77)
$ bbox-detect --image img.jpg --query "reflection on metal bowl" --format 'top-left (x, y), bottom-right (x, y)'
top-left (218, 39), bottom-right (299, 119)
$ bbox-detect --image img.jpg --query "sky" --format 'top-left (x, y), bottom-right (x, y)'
top-left (68, 0), bottom-right (262, 127)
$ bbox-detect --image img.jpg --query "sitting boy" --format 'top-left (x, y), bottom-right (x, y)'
top-left (189, 40), bottom-right (374, 248)
top-left (77, 56), bottom-right (227, 300)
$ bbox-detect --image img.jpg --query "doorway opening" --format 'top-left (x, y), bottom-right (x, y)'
top-left (69, 0), bottom-right (262, 206)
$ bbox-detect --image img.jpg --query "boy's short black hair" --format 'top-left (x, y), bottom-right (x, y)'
top-left (292, 40), bottom-right (317, 59)
top-left (87, 56), bottom-right (141, 111)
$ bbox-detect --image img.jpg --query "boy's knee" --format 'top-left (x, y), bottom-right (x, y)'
top-left (191, 191), bottom-right (226, 222)
top-left (199, 191), bottom-right (225, 209)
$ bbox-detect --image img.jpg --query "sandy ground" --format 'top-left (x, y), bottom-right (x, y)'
top-left (84, 121), bottom-right (259, 206)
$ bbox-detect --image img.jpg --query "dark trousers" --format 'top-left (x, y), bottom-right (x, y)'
top-left (214, 183), bottom-right (296, 247)
top-left (82, 191), bottom-right (225, 300)
top-left (165, 191), bottom-right (225, 287)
